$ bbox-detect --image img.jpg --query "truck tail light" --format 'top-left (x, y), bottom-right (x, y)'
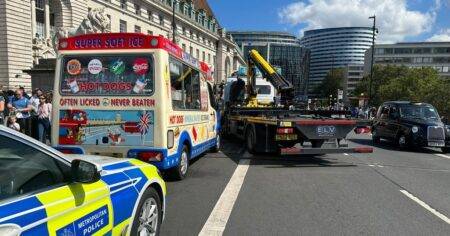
top-left (138, 151), bottom-right (163, 162)
top-left (277, 128), bottom-right (294, 134)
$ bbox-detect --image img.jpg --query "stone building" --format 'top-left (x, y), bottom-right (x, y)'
top-left (0, 0), bottom-right (244, 91)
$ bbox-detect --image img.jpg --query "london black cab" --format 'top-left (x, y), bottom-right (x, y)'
top-left (372, 101), bottom-right (450, 153)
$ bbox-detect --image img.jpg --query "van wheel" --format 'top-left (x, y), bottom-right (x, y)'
top-left (245, 126), bottom-right (256, 154)
top-left (169, 145), bottom-right (189, 180)
top-left (130, 187), bottom-right (162, 236)
top-left (442, 147), bottom-right (449, 154)
top-left (211, 134), bottom-right (220, 153)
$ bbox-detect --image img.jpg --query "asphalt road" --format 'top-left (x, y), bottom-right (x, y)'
top-left (160, 133), bottom-right (450, 235)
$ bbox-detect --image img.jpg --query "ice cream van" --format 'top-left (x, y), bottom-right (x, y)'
top-left (52, 33), bottom-right (220, 180)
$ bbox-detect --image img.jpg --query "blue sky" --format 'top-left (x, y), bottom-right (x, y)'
top-left (209, 0), bottom-right (450, 43)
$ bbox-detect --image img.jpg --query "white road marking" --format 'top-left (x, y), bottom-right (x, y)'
top-left (343, 153), bottom-right (349, 156)
top-left (199, 159), bottom-right (251, 236)
top-left (400, 190), bottom-right (450, 224)
top-left (435, 154), bottom-right (450, 160)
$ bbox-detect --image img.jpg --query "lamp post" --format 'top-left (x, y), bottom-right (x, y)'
top-left (368, 15), bottom-right (376, 106)
top-left (172, 0), bottom-right (177, 43)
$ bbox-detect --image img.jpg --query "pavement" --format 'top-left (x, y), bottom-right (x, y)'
top-left (160, 133), bottom-right (450, 235)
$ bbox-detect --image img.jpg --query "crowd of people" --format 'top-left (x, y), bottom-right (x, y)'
top-left (0, 87), bottom-right (53, 143)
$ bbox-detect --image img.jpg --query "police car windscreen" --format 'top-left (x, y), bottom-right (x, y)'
top-left (60, 54), bottom-right (154, 95)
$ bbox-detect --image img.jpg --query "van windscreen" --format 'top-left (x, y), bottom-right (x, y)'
top-left (60, 54), bottom-right (154, 96)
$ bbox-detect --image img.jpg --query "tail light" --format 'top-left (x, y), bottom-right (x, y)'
top-left (137, 151), bottom-right (163, 162)
top-left (277, 128), bottom-right (294, 134)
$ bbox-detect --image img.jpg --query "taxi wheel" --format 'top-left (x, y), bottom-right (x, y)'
top-left (169, 145), bottom-right (189, 180)
top-left (131, 187), bottom-right (162, 236)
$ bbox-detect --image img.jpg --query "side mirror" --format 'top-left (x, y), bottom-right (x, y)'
top-left (71, 159), bottom-right (101, 184)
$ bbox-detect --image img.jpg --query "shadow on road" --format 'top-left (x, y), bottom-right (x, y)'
top-left (349, 138), bottom-right (443, 155)
top-left (219, 138), bottom-right (357, 168)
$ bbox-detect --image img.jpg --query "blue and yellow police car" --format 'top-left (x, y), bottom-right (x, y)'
top-left (0, 126), bottom-right (166, 236)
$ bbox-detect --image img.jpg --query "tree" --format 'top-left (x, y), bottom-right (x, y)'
top-left (355, 65), bottom-right (450, 118)
top-left (313, 68), bottom-right (344, 98)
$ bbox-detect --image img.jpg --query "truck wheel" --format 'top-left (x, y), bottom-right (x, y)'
top-left (372, 128), bottom-right (381, 144)
top-left (311, 140), bottom-right (324, 148)
top-left (169, 145), bottom-right (189, 180)
top-left (245, 126), bottom-right (256, 154)
top-left (211, 134), bottom-right (220, 153)
top-left (442, 147), bottom-right (450, 154)
top-left (130, 187), bottom-right (162, 236)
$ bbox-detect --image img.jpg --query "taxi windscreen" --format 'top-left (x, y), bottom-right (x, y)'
top-left (60, 54), bottom-right (154, 95)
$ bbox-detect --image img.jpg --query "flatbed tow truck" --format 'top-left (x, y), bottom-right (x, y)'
top-left (222, 50), bottom-right (373, 155)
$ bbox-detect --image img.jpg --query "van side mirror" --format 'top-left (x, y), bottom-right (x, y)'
top-left (71, 159), bottom-right (101, 184)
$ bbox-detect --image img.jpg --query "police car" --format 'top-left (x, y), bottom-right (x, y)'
top-left (0, 126), bottom-right (165, 236)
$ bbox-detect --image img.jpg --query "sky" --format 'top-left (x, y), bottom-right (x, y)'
top-left (208, 0), bottom-right (450, 43)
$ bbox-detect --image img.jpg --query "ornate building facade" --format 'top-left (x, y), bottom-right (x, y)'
top-left (0, 0), bottom-right (243, 90)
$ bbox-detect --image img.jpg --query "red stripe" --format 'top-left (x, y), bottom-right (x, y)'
top-left (295, 119), bottom-right (357, 126)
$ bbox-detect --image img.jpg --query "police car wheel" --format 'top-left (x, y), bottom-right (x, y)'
top-left (169, 145), bottom-right (189, 180)
top-left (211, 134), bottom-right (220, 153)
top-left (131, 187), bottom-right (162, 236)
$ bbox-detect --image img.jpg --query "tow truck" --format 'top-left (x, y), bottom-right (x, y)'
top-left (222, 50), bottom-right (373, 155)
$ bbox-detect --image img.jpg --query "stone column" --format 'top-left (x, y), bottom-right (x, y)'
top-left (44, 0), bottom-right (50, 38)
top-left (31, 0), bottom-right (36, 38)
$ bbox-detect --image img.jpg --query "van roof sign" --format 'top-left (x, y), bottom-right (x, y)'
top-left (58, 33), bottom-right (210, 73)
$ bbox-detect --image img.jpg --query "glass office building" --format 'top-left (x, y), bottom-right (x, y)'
top-left (229, 31), bottom-right (310, 97)
top-left (300, 27), bottom-right (374, 97)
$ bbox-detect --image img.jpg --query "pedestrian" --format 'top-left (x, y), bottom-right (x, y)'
top-left (7, 116), bottom-right (20, 131)
top-left (37, 95), bottom-right (51, 143)
top-left (29, 88), bottom-right (43, 139)
top-left (19, 86), bottom-right (30, 99)
top-left (7, 89), bottom-right (32, 135)
top-left (0, 90), bottom-right (5, 125)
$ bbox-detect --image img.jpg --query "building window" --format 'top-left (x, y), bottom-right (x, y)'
top-left (135, 4), bottom-right (141, 15)
top-left (106, 15), bottom-right (111, 30)
top-left (134, 25), bottom-right (141, 33)
top-left (196, 49), bottom-right (199, 59)
top-left (182, 44), bottom-right (186, 51)
top-left (169, 57), bottom-right (201, 110)
top-left (189, 46), bottom-right (193, 55)
top-left (148, 10), bottom-right (153, 21)
top-left (119, 20), bottom-right (127, 32)
top-left (159, 15), bottom-right (164, 26)
top-left (147, 30), bottom-right (153, 35)
top-left (120, 0), bottom-right (127, 10)
top-left (202, 51), bottom-right (205, 61)
top-left (190, 31), bottom-right (193, 39)
top-left (208, 53), bottom-right (211, 63)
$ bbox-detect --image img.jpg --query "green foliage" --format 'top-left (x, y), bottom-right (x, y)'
top-left (355, 65), bottom-right (450, 117)
top-left (313, 68), bottom-right (344, 98)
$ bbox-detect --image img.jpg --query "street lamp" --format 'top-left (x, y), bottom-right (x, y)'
top-left (172, 0), bottom-right (178, 43)
top-left (368, 15), bottom-right (376, 106)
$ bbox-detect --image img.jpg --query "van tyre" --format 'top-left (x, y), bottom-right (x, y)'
top-left (211, 134), bottom-right (220, 153)
top-left (442, 147), bottom-right (450, 154)
top-left (245, 126), bottom-right (256, 154)
top-left (169, 145), bottom-right (189, 180)
top-left (130, 187), bottom-right (162, 236)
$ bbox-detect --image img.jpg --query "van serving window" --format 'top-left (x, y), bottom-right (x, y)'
top-left (169, 57), bottom-right (201, 110)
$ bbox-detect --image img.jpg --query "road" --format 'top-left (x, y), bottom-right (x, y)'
top-left (160, 133), bottom-right (450, 235)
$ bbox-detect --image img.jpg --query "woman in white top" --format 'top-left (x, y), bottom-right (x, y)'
top-left (37, 95), bottom-right (52, 143)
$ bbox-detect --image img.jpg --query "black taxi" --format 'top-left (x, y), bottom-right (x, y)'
top-left (372, 101), bottom-right (449, 153)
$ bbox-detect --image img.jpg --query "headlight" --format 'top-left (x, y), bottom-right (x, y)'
top-left (412, 126), bottom-right (419, 133)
